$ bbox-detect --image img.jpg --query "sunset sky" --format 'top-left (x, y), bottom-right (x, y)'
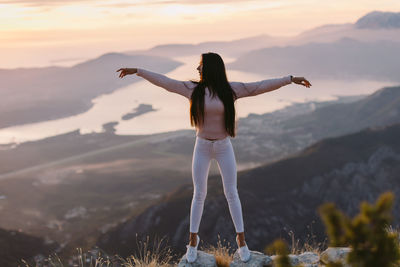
top-left (1, 0), bottom-right (400, 68)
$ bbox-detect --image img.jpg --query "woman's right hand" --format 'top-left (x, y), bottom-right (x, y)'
top-left (116, 68), bottom-right (137, 78)
top-left (292, 76), bottom-right (312, 88)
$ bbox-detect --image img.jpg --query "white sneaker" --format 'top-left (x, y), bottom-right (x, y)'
top-left (236, 236), bottom-right (251, 262)
top-left (185, 235), bottom-right (200, 263)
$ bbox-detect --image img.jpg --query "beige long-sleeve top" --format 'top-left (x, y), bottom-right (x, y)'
top-left (136, 68), bottom-right (292, 139)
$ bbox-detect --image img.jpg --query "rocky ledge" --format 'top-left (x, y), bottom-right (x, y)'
top-left (178, 247), bottom-right (351, 267)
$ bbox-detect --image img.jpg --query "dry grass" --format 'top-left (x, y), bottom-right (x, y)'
top-left (286, 221), bottom-right (327, 255)
top-left (20, 234), bottom-right (177, 267)
top-left (21, 248), bottom-right (114, 267)
top-left (386, 225), bottom-right (400, 242)
top-left (201, 234), bottom-right (235, 267)
top-left (120, 234), bottom-right (176, 267)
top-left (20, 234), bottom-right (236, 267)
top-left (21, 223), bottom-right (362, 267)
top-left (286, 230), bottom-right (326, 255)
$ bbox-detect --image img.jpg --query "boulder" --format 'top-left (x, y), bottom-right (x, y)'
top-left (230, 250), bottom-right (273, 267)
top-left (271, 254), bottom-right (300, 266)
top-left (178, 250), bottom-right (217, 267)
top-left (298, 252), bottom-right (319, 264)
top-left (320, 247), bottom-right (351, 267)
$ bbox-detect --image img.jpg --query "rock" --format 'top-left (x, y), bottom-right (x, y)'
top-left (176, 247), bottom-right (353, 267)
top-left (230, 250), bottom-right (273, 267)
top-left (320, 247), bottom-right (351, 267)
top-left (271, 254), bottom-right (300, 266)
top-left (178, 250), bottom-right (217, 267)
top-left (298, 252), bottom-right (319, 264)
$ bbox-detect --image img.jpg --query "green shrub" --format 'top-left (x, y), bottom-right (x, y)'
top-left (266, 239), bottom-right (293, 267)
top-left (318, 191), bottom-right (400, 267)
top-left (319, 202), bottom-right (349, 247)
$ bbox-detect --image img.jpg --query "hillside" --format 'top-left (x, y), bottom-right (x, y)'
top-left (227, 38), bottom-right (400, 82)
top-left (355, 11), bottom-right (400, 29)
top-left (1, 86), bottom-right (400, 262)
top-left (0, 53), bottom-right (181, 129)
top-left (97, 122), bottom-right (400, 261)
top-left (125, 11), bottom-right (400, 58)
top-left (125, 34), bottom-right (288, 58)
top-left (0, 228), bottom-right (58, 267)
top-left (221, 86), bottom-right (400, 166)
top-left (280, 85), bottom-right (400, 139)
top-left (2, 10), bottom-right (399, 130)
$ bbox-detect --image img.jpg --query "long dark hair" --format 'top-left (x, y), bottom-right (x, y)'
top-left (189, 52), bottom-right (238, 137)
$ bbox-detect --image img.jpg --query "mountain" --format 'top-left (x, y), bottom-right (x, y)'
top-left (1, 86), bottom-right (400, 261)
top-left (96, 122), bottom-right (400, 261)
top-left (0, 227), bottom-right (58, 267)
top-left (293, 13), bottom-right (400, 45)
top-left (125, 22), bottom-right (400, 58)
top-left (2, 11), bottom-right (399, 129)
top-left (0, 53), bottom-right (181, 129)
top-left (0, 127), bottom-right (194, 260)
top-left (280, 86), bottom-right (400, 140)
top-left (355, 11), bottom-right (400, 29)
top-left (125, 34), bottom-right (289, 58)
top-left (227, 37), bottom-right (400, 82)
top-left (231, 85), bottom-right (400, 165)
top-left (4, 85), bottom-right (400, 178)
top-left (123, 11), bottom-right (400, 59)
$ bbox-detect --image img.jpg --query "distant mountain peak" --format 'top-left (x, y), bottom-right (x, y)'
top-left (355, 11), bottom-right (400, 29)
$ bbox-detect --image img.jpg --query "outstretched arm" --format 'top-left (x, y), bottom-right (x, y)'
top-left (116, 67), bottom-right (195, 99)
top-left (230, 75), bottom-right (311, 100)
top-left (230, 75), bottom-right (292, 99)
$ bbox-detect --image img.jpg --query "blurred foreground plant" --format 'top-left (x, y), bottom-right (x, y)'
top-left (319, 191), bottom-right (400, 267)
top-left (266, 239), bottom-right (304, 267)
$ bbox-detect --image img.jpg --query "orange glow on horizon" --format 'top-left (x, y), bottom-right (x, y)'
top-left (1, 0), bottom-right (400, 67)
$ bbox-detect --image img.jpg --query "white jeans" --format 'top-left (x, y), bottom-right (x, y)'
top-left (190, 135), bottom-right (245, 233)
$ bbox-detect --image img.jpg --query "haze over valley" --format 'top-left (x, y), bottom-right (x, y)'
top-left (1, 9), bottom-right (400, 266)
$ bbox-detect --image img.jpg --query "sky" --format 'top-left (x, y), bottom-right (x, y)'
top-left (1, 0), bottom-right (400, 68)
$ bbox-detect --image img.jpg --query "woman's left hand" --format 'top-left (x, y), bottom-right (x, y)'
top-left (116, 68), bottom-right (137, 78)
top-left (293, 77), bottom-right (312, 88)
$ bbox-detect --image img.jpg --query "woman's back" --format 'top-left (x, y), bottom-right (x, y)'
top-left (199, 87), bottom-right (229, 139)
top-left (135, 68), bottom-right (292, 139)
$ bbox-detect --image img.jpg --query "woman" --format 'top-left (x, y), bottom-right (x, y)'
top-left (116, 52), bottom-right (311, 263)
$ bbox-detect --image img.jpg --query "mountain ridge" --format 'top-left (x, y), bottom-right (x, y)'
top-left (0, 227), bottom-right (59, 267)
top-left (0, 53), bottom-right (181, 129)
top-left (356, 11), bottom-right (400, 29)
top-left (96, 121), bottom-right (400, 261)
top-left (1, 85), bottom-right (400, 263)
top-left (227, 38), bottom-right (400, 81)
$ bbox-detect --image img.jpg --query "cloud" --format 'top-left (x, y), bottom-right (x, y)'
top-left (156, 0), bottom-right (264, 4)
top-left (0, 0), bottom-right (266, 8)
top-left (0, 0), bottom-right (91, 7)
top-left (96, 0), bottom-right (279, 10)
